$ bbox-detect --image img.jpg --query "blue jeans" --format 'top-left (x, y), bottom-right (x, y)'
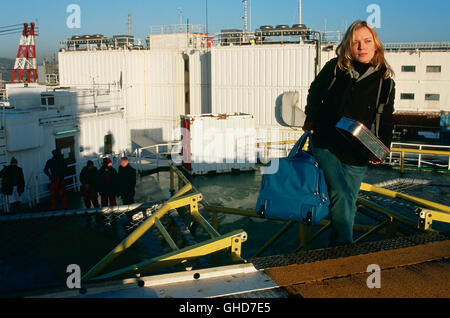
top-left (315, 148), bottom-right (367, 245)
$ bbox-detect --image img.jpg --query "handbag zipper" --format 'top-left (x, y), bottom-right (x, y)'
top-left (314, 162), bottom-right (320, 196)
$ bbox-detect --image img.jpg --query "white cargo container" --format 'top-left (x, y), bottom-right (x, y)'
top-left (210, 44), bottom-right (317, 142)
top-left (58, 50), bottom-right (185, 143)
top-left (188, 50), bottom-right (211, 115)
top-left (208, 44), bottom-right (319, 154)
top-left (180, 113), bottom-right (256, 175)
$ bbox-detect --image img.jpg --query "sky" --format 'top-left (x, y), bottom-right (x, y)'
top-left (0, 0), bottom-right (449, 61)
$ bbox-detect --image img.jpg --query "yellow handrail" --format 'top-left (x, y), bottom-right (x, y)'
top-left (360, 182), bottom-right (450, 214)
top-left (390, 147), bottom-right (450, 173)
top-left (390, 147), bottom-right (450, 156)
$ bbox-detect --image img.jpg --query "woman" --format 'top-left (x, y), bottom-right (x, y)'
top-left (303, 20), bottom-right (395, 246)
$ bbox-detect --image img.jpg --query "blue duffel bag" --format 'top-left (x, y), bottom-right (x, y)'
top-left (256, 131), bottom-right (330, 225)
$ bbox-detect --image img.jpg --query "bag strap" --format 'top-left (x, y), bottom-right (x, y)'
top-left (288, 131), bottom-right (315, 159)
top-left (375, 77), bottom-right (393, 137)
top-left (327, 65), bottom-right (338, 91)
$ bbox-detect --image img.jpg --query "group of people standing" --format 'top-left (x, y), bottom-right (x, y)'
top-left (0, 149), bottom-right (137, 213)
top-left (80, 156), bottom-right (137, 209)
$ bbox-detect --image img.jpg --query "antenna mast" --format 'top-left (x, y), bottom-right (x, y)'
top-left (299, 0), bottom-right (302, 24)
top-left (127, 14), bottom-right (132, 35)
top-left (178, 7), bottom-right (183, 26)
top-left (10, 22), bottom-right (38, 83)
top-left (243, 0), bottom-right (248, 42)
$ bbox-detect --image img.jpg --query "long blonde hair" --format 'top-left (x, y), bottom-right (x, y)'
top-left (336, 20), bottom-right (394, 79)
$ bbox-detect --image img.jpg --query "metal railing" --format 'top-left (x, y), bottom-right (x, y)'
top-left (168, 160), bottom-right (447, 259)
top-left (11, 153), bottom-right (127, 211)
top-left (389, 142), bottom-right (450, 172)
top-left (258, 140), bottom-right (450, 172)
top-left (149, 24), bottom-right (207, 35)
top-left (384, 42), bottom-right (450, 52)
top-left (133, 142), bottom-right (181, 172)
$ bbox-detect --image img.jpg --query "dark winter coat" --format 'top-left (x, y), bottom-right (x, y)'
top-left (0, 165), bottom-right (25, 195)
top-left (97, 165), bottom-right (118, 196)
top-left (118, 164), bottom-right (136, 198)
top-left (44, 156), bottom-right (68, 181)
top-left (80, 166), bottom-right (99, 192)
top-left (304, 57), bottom-right (395, 166)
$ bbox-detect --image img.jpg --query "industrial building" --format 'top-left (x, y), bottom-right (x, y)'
top-left (58, 25), bottom-right (450, 149)
top-left (0, 83), bottom-right (129, 209)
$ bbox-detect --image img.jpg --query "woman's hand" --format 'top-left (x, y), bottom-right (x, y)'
top-left (369, 154), bottom-right (382, 165)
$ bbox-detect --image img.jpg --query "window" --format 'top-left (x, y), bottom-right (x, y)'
top-left (426, 65), bottom-right (441, 73)
top-left (104, 134), bottom-right (113, 155)
top-left (401, 65), bottom-right (416, 72)
top-left (400, 93), bottom-right (415, 100)
top-left (425, 94), bottom-right (440, 101)
top-left (41, 95), bottom-right (55, 106)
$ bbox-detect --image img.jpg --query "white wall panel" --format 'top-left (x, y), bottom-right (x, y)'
top-left (59, 50), bottom-right (186, 143)
top-left (188, 50), bottom-right (211, 115)
top-left (211, 44), bottom-right (317, 135)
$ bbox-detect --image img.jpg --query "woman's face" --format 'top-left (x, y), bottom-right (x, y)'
top-left (351, 26), bottom-right (376, 63)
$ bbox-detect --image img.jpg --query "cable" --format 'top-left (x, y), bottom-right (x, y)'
top-left (0, 30), bottom-right (22, 37)
top-left (0, 26), bottom-right (23, 32)
top-left (0, 23), bottom-right (23, 29)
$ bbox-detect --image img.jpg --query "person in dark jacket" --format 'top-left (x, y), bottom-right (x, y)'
top-left (118, 157), bottom-right (136, 205)
top-left (44, 149), bottom-right (68, 210)
top-left (80, 160), bottom-right (100, 209)
top-left (98, 157), bottom-right (118, 207)
top-left (0, 157), bottom-right (25, 213)
top-left (303, 20), bottom-right (395, 246)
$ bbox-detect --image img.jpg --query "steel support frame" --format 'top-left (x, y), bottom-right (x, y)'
top-left (91, 229), bottom-right (247, 281)
top-left (82, 183), bottom-right (246, 282)
top-left (360, 183), bottom-right (450, 214)
top-left (416, 208), bottom-right (450, 231)
top-left (168, 162), bottom-right (446, 258)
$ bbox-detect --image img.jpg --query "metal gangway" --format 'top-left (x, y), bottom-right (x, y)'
top-left (1, 156), bottom-right (449, 297)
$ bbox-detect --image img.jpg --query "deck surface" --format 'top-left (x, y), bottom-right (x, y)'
top-left (264, 240), bottom-right (450, 298)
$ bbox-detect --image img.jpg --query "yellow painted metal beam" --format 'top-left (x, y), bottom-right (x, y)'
top-left (91, 230), bottom-right (248, 281)
top-left (154, 218), bottom-right (179, 251)
top-left (353, 219), bottom-right (389, 244)
top-left (356, 196), bottom-right (434, 232)
top-left (82, 185), bottom-right (199, 282)
top-left (360, 183), bottom-right (450, 213)
top-left (191, 209), bottom-right (220, 239)
top-left (416, 208), bottom-right (450, 230)
top-left (253, 221), bottom-right (296, 258)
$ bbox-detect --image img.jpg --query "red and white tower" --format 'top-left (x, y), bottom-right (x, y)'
top-left (10, 22), bottom-right (39, 83)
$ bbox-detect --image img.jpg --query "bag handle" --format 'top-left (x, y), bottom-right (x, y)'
top-left (288, 131), bottom-right (315, 159)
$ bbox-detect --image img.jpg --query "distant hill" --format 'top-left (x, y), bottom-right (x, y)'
top-left (0, 58), bottom-right (14, 80)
